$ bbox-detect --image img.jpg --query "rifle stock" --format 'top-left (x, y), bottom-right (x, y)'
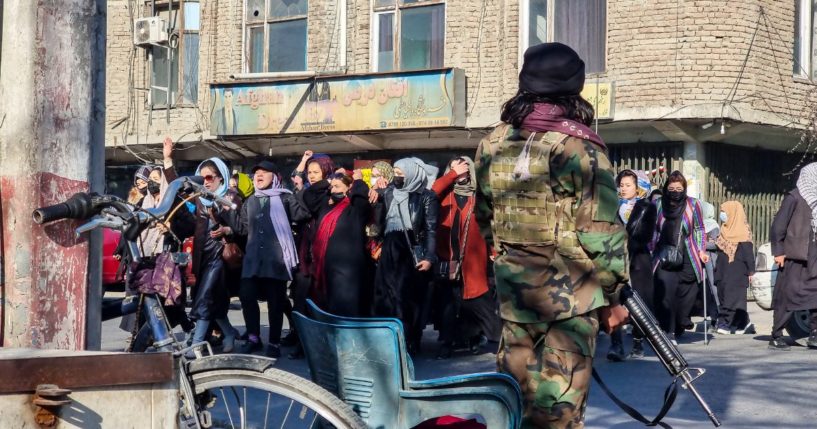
top-left (621, 285), bottom-right (722, 427)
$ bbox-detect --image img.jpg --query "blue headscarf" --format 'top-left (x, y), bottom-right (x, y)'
top-left (195, 157), bottom-right (230, 207)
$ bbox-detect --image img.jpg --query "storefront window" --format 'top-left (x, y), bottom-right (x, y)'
top-left (372, 1), bottom-right (445, 72)
top-left (245, 0), bottom-right (308, 73)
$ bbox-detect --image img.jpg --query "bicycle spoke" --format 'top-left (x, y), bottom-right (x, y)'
top-left (308, 412), bottom-right (318, 429)
top-left (228, 387), bottom-right (244, 429)
top-left (263, 392), bottom-right (271, 429)
top-left (219, 387), bottom-right (236, 429)
top-left (242, 387), bottom-right (247, 429)
top-left (279, 399), bottom-right (295, 429)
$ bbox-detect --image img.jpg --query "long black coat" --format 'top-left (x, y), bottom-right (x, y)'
top-left (770, 191), bottom-right (817, 311)
top-left (312, 180), bottom-right (372, 317)
top-left (715, 242), bottom-right (754, 311)
top-left (236, 192), bottom-right (309, 280)
top-left (375, 186), bottom-right (439, 264)
top-left (189, 191), bottom-right (242, 320)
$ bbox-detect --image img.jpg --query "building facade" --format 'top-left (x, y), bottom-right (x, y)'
top-left (106, 0), bottom-right (817, 243)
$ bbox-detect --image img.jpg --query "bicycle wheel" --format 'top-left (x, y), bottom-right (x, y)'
top-left (184, 354), bottom-right (366, 429)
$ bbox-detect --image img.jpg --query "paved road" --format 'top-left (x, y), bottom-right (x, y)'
top-left (102, 297), bottom-right (817, 428)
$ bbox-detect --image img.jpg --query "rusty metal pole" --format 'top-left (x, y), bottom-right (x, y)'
top-left (0, 0), bottom-right (106, 350)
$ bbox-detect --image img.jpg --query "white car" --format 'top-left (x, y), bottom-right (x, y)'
top-left (750, 242), bottom-right (811, 341)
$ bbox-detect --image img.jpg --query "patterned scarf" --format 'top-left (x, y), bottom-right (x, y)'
top-left (617, 170), bottom-right (651, 224)
top-left (444, 156), bottom-right (477, 197)
top-left (797, 162), bottom-right (817, 233)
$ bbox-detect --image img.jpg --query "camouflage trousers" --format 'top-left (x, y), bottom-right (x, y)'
top-left (497, 311), bottom-right (599, 429)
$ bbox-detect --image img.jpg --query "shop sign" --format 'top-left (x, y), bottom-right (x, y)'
top-left (581, 82), bottom-right (614, 120)
top-left (210, 68), bottom-right (466, 136)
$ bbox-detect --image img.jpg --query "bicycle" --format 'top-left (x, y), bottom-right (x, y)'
top-left (33, 176), bottom-right (366, 429)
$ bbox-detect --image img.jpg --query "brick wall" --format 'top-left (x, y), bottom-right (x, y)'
top-left (105, 0), bottom-right (816, 152)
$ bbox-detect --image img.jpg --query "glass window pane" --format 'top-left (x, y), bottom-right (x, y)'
top-left (529, 0), bottom-right (547, 48)
top-left (152, 46), bottom-right (179, 105)
top-left (399, 4), bottom-right (444, 71)
top-left (184, 2), bottom-right (201, 31)
top-left (553, 0), bottom-right (606, 74)
top-left (246, 0), bottom-right (265, 22)
top-left (268, 19), bottom-right (307, 72)
top-left (377, 13), bottom-right (394, 72)
top-left (183, 33), bottom-right (200, 102)
top-left (269, 0), bottom-right (308, 19)
top-left (249, 26), bottom-right (265, 73)
top-left (795, 0), bottom-right (802, 75)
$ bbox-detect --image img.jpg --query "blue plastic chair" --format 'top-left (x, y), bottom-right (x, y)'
top-left (292, 300), bottom-right (522, 429)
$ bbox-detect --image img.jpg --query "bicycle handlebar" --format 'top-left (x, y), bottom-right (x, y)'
top-left (32, 193), bottom-right (95, 224)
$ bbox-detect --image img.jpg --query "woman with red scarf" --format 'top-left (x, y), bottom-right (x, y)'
top-left (309, 171), bottom-right (372, 316)
top-left (432, 156), bottom-right (500, 359)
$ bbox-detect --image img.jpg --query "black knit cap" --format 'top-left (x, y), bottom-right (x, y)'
top-left (519, 42), bottom-right (586, 97)
top-left (251, 159), bottom-right (279, 174)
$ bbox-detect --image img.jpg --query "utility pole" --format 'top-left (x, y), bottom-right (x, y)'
top-left (0, 0), bottom-right (106, 350)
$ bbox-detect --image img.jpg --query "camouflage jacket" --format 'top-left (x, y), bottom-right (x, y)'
top-left (475, 125), bottom-right (629, 323)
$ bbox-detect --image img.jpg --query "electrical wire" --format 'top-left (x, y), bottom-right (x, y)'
top-left (466, 0), bottom-right (487, 117)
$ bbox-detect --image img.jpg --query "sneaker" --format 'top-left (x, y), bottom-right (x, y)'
top-left (735, 323), bottom-right (755, 335)
top-left (716, 324), bottom-right (732, 335)
top-left (629, 339), bottom-right (645, 359)
top-left (266, 344), bottom-right (282, 359)
top-left (239, 339), bottom-right (263, 354)
top-left (221, 328), bottom-right (238, 353)
top-left (606, 343), bottom-right (625, 362)
top-left (288, 346), bottom-right (305, 360)
top-left (768, 337), bottom-right (791, 351)
top-left (807, 331), bottom-right (817, 349)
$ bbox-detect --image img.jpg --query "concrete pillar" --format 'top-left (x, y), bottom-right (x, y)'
top-left (0, 0), bottom-right (106, 349)
top-left (682, 140), bottom-right (707, 201)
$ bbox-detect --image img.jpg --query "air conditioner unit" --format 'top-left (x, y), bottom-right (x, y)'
top-left (133, 17), bottom-right (169, 46)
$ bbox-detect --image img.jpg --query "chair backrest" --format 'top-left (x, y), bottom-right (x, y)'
top-left (292, 311), bottom-right (405, 428)
top-left (306, 299), bottom-right (416, 381)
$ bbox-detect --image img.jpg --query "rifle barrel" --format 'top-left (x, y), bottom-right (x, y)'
top-left (681, 371), bottom-right (721, 427)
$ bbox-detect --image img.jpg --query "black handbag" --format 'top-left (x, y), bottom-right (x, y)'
top-left (658, 219), bottom-right (685, 270)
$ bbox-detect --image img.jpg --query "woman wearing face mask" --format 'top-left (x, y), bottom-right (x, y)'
top-left (610, 169), bottom-right (657, 360)
top-left (651, 171), bottom-right (708, 345)
top-left (714, 201), bottom-right (755, 335)
top-left (373, 157), bottom-right (439, 354)
top-left (309, 171), bottom-right (372, 317)
top-left (188, 157), bottom-right (243, 354)
top-left (431, 156), bottom-right (498, 359)
top-left (128, 166), bottom-right (152, 205)
top-left (234, 160), bottom-right (309, 358)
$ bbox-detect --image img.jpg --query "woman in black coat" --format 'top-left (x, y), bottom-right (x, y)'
top-left (373, 157), bottom-right (439, 354)
top-left (309, 171), bottom-right (372, 317)
top-left (610, 169), bottom-right (657, 360)
top-left (235, 160), bottom-right (309, 358)
top-left (188, 157), bottom-right (242, 353)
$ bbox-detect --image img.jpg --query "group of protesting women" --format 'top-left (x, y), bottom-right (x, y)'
top-left (119, 138), bottom-right (501, 360)
top-left (607, 168), bottom-right (756, 361)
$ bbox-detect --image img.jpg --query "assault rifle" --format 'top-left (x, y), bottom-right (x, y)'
top-left (593, 285), bottom-right (722, 428)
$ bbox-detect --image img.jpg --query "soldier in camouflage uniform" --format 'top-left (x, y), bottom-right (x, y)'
top-left (475, 43), bottom-right (629, 428)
